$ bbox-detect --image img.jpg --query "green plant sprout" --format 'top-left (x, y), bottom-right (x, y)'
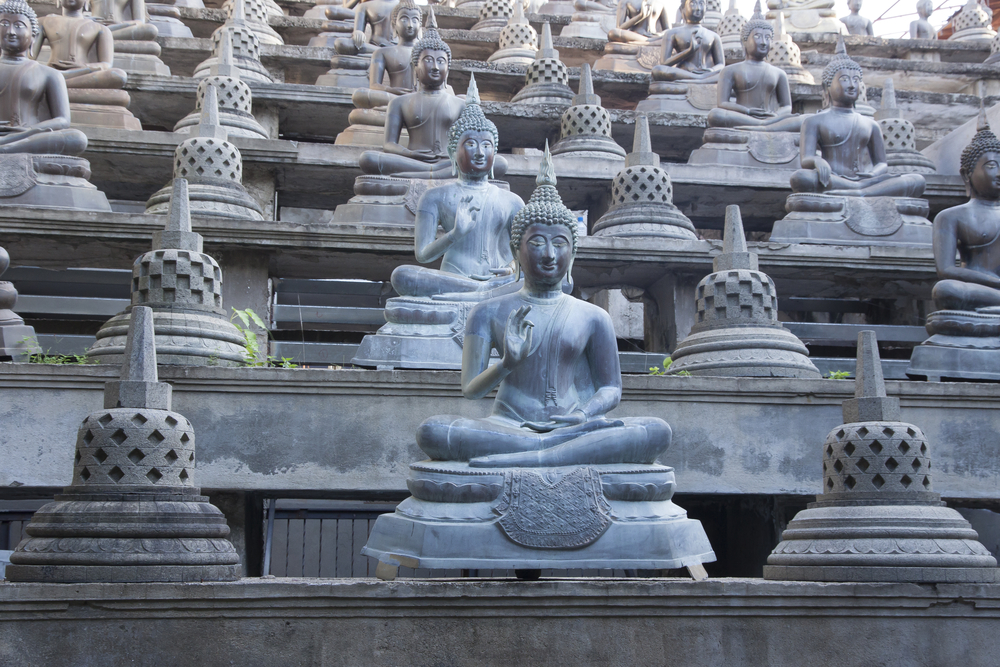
top-left (22, 337), bottom-right (93, 364)
top-left (649, 357), bottom-right (691, 377)
top-left (230, 308), bottom-right (298, 368)
top-left (824, 370), bottom-right (851, 380)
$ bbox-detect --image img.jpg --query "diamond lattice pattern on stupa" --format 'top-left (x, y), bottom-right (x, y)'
top-left (73, 410), bottom-right (196, 487)
top-left (823, 423), bottom-right (933, 494)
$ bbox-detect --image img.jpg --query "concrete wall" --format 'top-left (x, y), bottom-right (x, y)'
top-left (1, 579), bottom-right (998, 667)
top-left (3, 365), bottom-right (1000, 500)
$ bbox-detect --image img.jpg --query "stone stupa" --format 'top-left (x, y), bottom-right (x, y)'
top-left (175, 30), bottom-right (270, 140)
top-left (718, 0), bottom-right (747, 52)
top-left (948, 0), bottom-right (996, 41)
top-left (7, 306), bottom-right (242, 583)
top-left (487, 1), bottom-right (538, 67)
top-left (221, 0), bottom-right (283, 45)
top-left (510, 22), bottom-right (575, 106)
top-left (473, 0), bottom-right (514, 31)
top-left (90, 179), bottom-right (247, 367)
top-left (766, 11), bottom-right (815, 85)
top-left (765, 331), bottom-right (999, 583)
top-left (551, 64), bottom-right (626, 161)
top-left (193, 0), bottom-right (274, 83)
top-left (667, 206), bottom-right (820, 378)
top-left (146, 86), bottom-right (264, 221)
top-left (875, 79), bottom-right (936, 174)
top-left (0, 245), bottom-right (38, 362)
top-left (591, 115), bottom-right (698, 239)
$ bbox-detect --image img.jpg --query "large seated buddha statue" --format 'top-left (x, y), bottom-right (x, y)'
top-left (360, 149), bottom-right (716, 581)
top-left (315, 0), bottom-right (398, 88)
top-left (770, 39), bottom-right (932, 246)
top-left (766, 0), bottom-right (845, 34)
top-left (636, 0), bottom-right (724, 113)
top-left (592, 0), bottom-right (670, 73)
top-left (335, 0), bottom-right (422, 147)
top-left (32, 0), bottom-right (141, 130)
top-left (688, 3), bottom-right (804, 168)
top-left (0, 0), bottom-right (109, 211)
top-left (90, 0), bottom-right (170, 75)
top-left (909, 110), bottom-right (1000, 381)
top-left (353, 82), bottom-right (524, 369)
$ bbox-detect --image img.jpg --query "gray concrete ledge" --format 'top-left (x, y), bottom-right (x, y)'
top-left (1, 578), bottom-right (998, 667)
top-left (3, 365), bottom-right (1000, 498)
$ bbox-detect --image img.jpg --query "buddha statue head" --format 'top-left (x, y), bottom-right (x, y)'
top-left (821, 38), bottom-right (863, 108)
top-left (680, 0), bottom-right (707, 24)
top-left (917, 0), bottom-right (932, 19)
top-left (447, 74), bottom-right (499, 180)
top-left (960, 108), bottom-right (1000, 200)
top-left (510, 144), bottom-right (579, 286)
top-left (410, 23), bottom-right (451, 91)
top-left (0, 0), bottom-right (39, 55)
top-left (740, 3), bottom-right (773, 60)
top-left (391, 0), bottom-right (422, 43)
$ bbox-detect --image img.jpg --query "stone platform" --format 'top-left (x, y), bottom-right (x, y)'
top-left (0, 578), bottom-right (998, 666)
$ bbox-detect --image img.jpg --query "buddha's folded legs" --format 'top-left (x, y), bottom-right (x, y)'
top-left (717, 111), bottom-right (804, 133)
top-left (334, 37), bottom-right (377, 55)
top-left (359, 150), bottom-right (452, 178)
top-left (417, 414), bottom-right (671, 466)
top-left (109, 23), bottom-right (159, 41)
top-left (932, 279), bottom-right (1000, 311)
top-left (791, 170), bottom-right (925, 198)
top-left (0, 128), bottom-right (87, 155)
top-left (651, 65), bottom-right (719, 82)
top-left (391, 265), bottom-right (490, 297)
top-left (63, 67), bottom-right (128, 89)
top-left (353, 88), bottom-right (394, 109)
top-left (608, 28), bottom-right (655, 43)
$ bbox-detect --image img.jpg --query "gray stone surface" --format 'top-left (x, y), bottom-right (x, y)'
top-left (765, 331), bottom-right (999, 583)
top-left (2, 579), bottom-right (1000, 667)
top-left (89, 179), bottom-right (247, 367)
top-left (6, 365), bottom-right (1000, 497)
top-left (770, 193), bottom-right (934, 246)
top-left (0, 244), bottom-right (37, 362)
top-left (193, 0), bottom-right (274, 82)
top-left (668, 206), bottom-right (819, 378)
top-left (592, 115), bottom-right (697, 238)
top-left (6, 306), bottom-right (241, 583)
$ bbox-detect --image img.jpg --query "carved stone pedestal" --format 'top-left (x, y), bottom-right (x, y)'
top-left (352, 296), bottom-right (481, 370)
top-left (907, 311), bottom-right (1000, 381)
top-left (362, 461), bottom-right (716, 576)
top-left (0, 154), bottom-right (111, 212)
top-left (69, 101), bottom-right (142, 131)
top-left (636, 81), bottom-right (717, 114)
top-left (592, 42), bottom-right (657, 74)
top-left (315, 55), bottom-right (371, 88)
top-left (113, 42), bottom-right (171, 76)
top-left (561, 11), bottom-right (616, 38)
top-left (770, 194), bottom-right (932, 246)
top-left (688, 128), bottom-right (800, 169)
top-left (147, 178), bottom-right (264, 220)
top-left (329, 175), bottom-right (423, 226)
top-left (0, 246), bottom-right (37, 362)
top-left (334, 106), bottom-right (409, 147)
top-left (765, 8), bottom-right (844, 35)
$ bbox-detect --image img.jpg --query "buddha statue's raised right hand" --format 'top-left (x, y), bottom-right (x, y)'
top-left (501, 304), bottom-right (533, 371)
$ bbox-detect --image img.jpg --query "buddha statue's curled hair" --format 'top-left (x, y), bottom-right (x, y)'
top-left (821, 38), bottom-right (863, 89)
top-left (410, 28), bottom-right (452, 71)
top-left (390, 0), bottom-right (422, 30)
top-left (510, 144), bottom-right (579, 259)
top-left (961, 120), bottom-right (1000, 177)
top-left (740, 2), bottom-right (772, 43)
top-left (0, 0), bottom-right (39, 37)
top-left (447, 74), bottom-right (499, 158)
